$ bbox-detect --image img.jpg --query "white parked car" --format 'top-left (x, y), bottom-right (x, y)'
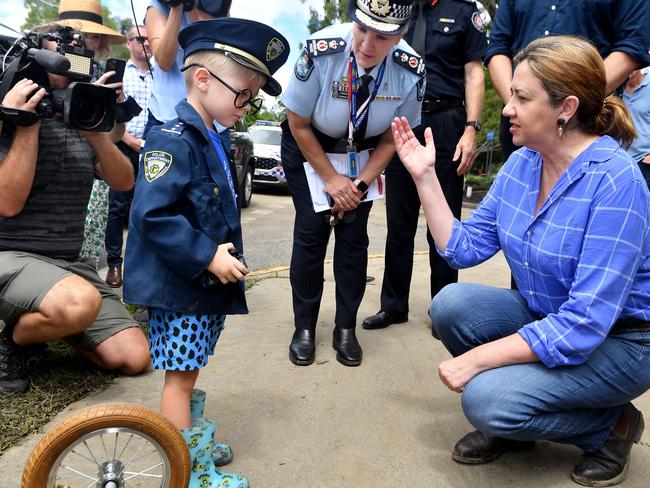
top-left (250, 121), bottom-right (285, 186)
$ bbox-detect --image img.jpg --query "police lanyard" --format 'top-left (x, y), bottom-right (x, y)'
top-left (347, 54), bottom-right (386, 146)
top-left (208, 130), bottom-right (237, 204)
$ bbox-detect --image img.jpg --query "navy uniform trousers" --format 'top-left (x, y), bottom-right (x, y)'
top-left (105, 142), bottom-right (139, 268)
top-left (281, 128), bottom-right (373, 331)
top-left (381, 105), bottom-right (466, 313)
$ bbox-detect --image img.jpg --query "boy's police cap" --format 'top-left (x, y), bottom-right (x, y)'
top-left (347, 0), bottom-right (415, 35)
top-left (179, 18), bottom-right (290, 96)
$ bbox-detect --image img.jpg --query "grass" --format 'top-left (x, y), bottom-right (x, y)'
top-left (0, 340), bottom-right (116, 455)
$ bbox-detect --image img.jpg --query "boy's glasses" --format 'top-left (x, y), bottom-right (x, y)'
top-left (182, 63), bottom-right (263, 115)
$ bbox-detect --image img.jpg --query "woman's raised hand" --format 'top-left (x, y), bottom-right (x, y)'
top-left (391, 116), bottom-right (436, 181)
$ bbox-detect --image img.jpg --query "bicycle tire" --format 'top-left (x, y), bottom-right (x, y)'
top-left (21, 403), bottom-right (190, 488)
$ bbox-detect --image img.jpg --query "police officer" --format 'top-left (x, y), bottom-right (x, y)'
top-left (363, 0), bottom-right (487, 333)
top-left (282, 0), bottom-right (424, 367)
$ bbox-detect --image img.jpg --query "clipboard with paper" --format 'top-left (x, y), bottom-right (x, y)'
top-left (303, 149), bottom-right (384, 213)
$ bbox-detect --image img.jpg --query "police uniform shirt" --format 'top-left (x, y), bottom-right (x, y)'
top-left (406, 0), bottom-right (487, 101)
top-left (281, 23), bottom-right (424, 140)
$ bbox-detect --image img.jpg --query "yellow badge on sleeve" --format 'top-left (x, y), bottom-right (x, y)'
top-left (144, 150), bottom-right (173, 183)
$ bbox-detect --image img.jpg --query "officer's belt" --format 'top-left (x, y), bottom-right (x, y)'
top-left (281, 119), bottom-right (379, 153)
top-left (422, 98), bottom-right (464, 114)
top-left (609, 317), bottom-right (650, 335)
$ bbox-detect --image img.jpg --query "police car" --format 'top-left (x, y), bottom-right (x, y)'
top-left (229, 119), bottom-right (256, 208)
top-left (249, 121), bottom-right (286, 186)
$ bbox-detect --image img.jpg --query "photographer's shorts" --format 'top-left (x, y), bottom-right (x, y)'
top-left (0, 251), bottom-right (138, 349)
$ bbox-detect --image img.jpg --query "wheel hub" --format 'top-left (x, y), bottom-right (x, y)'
top-left (97, 459), bottom-right (125, 488)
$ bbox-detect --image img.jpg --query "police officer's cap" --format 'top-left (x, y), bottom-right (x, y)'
top-left (347, 0), bottom-right (415, 36)
top-left (179, 18), bottom-right (290, 96)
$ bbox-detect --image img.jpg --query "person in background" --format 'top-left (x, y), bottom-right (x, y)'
top-left (393, 35), bottom-right (650, 487)
top-left (486, 0), bottom-right (650, 163)
top-left (56, 0), bottom-right (128, 268)
top-left (363, 0), bottom-right (487, 334)
top-left (104, 26), bottom-right (153, 288)
top-left (623, 68), bottom-right (650, 189)
top-left (282, 0), bottom-right (424, 367)
top-left (144, 0), bottom-right (231, 141)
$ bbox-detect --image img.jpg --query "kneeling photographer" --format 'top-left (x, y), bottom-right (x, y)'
top-left (0, 26), bottom-right (149, 394)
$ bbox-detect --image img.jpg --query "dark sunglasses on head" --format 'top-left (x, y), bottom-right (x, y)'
top-left (128, 36), bottom-right (149, 42)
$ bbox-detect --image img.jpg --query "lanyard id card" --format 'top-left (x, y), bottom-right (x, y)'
top-left (347, 141), bottom-right (358, 177)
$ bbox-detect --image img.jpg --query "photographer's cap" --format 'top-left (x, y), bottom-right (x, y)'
top-left (179, 18), bottom-right (290, 97)
top-left (56, 0), bottom-right (125, 44)
top-left (347, 0), bottom-right (415, 35)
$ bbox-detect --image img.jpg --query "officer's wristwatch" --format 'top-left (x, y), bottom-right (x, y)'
top-left (465, 121), bottom-right (481, 132)
top-left (354, 178), bottom-right (369, 194)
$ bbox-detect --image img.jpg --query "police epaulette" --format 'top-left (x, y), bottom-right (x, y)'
top-left (392, 49), bottom-right (426, 76)
top-left (306, 37), bottom-right (347, 57)
top-left (160, 121), bottom-right (187, 136)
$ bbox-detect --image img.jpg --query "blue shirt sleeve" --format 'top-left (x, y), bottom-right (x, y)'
top-left (484, 0), bottom-right (514, 66)
top-left (610, 0), bottom-right (650, 67)
top-left (519, 176), bottom-right (650, 367)
top-left (439, 169), bottom-right (503, 267)
top-left (130, 129), bottom-right (217, 281)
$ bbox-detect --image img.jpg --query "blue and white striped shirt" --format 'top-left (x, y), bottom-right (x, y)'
top-left (441, 135), bottom-right (650, 368)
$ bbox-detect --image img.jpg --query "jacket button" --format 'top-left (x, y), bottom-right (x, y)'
top-left (213, 187), bottom-right (220, 195)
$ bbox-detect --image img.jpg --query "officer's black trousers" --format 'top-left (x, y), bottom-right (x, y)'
top-left (380, 107), bottom-right (465, 314)
top-left (105, 142), bottom-right (139, 268)
top-left (282, 132), bottom-right (372, 331)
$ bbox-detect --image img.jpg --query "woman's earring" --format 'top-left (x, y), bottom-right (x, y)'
top-left (557, 117), bottom-right (566, 138)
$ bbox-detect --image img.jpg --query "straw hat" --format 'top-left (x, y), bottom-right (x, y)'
top-left (56, 0), bottom-right (125, 44)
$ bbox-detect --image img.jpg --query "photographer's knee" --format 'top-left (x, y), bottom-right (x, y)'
top-left (48, 284), bottom-right (102, 335)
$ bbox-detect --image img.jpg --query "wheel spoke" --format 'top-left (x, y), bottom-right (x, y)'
top-left (123, 462), bottom-right (164, 481)
top-left (129, 448), bottom-right (161, 463)
top-left (82, 439), bottom-right (103, 469)
top-left (117, 433), bottom-right (135, 460)
top-left (113, 432), bottom-right (119, 459)
top-left (60, 464), bottom-right (98, 482)
top-left (101, 433), bottom-right (111, 461)
top-left (69, 447), bottom-right (97, 464)
top-left (122, 437), bottom-right (148, 471)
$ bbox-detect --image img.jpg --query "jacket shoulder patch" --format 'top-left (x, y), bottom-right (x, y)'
top-left (393, 49), bottom-right (426, 76)
top-left (306, 37), bottom-right (347, 57)
top-left (143, 150), bottom-right (173, 183)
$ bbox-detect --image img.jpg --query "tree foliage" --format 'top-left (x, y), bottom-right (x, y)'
top-left (301, 0), bottom-right (350, 34)
top-left (21, 0), bottom-right (132, 59)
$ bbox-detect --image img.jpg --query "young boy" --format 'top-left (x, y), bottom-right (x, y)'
top-left (123, 18), bottom-right (289, 487)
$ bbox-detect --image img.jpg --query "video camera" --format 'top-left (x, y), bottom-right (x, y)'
top-left (158, 0), bottom-right (231, 17)
top-left (0, 25), bottom-right (117, 131)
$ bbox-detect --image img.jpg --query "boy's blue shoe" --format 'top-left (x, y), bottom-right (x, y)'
top-left (191, 388), bottom-right (234, 467)
top-left (181, 418), bottom-right (249, 488)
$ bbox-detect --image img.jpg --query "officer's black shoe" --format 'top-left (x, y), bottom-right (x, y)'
top-left (332, 327), bottom-right (362, 366)
top-left (0, 326), bottom-right (29, 394)
top-left (289, 328), bottom-right (315, 366)
top-left (361, 310), bottom-right (408, 330)
top-left (452, 430), bottom-right (535, 464)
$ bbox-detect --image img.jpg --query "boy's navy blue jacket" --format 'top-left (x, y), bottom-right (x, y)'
top-left (124, 100), bottom-right (248, 315)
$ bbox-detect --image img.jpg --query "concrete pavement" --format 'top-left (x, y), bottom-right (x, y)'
top-left (1, 202), bottom-right (650, 487)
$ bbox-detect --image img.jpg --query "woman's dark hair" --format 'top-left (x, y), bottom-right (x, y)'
top-left (513, 35), bottom-right (636, 148)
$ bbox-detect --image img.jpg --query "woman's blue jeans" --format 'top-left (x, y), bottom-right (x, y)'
top-left (429, 283), bottom-right (650, 453)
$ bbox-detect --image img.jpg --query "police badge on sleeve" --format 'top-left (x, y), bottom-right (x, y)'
top-left (294, 47), bottom-right (314, 81)
top-left (143, 150), bottom-right (173, 183)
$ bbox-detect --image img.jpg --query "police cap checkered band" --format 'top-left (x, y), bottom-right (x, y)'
top-left (348, 0), bottom-right (414, 35)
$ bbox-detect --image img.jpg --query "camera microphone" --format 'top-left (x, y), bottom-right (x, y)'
top-left (28, 48), bottom-right (71, 74)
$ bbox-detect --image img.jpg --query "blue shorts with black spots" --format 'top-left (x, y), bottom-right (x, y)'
top-left (148, 308), bottom-right (225, 371)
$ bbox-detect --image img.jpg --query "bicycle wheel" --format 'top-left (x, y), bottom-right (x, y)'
top-left (21, 403), bottom-right (190, 488)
